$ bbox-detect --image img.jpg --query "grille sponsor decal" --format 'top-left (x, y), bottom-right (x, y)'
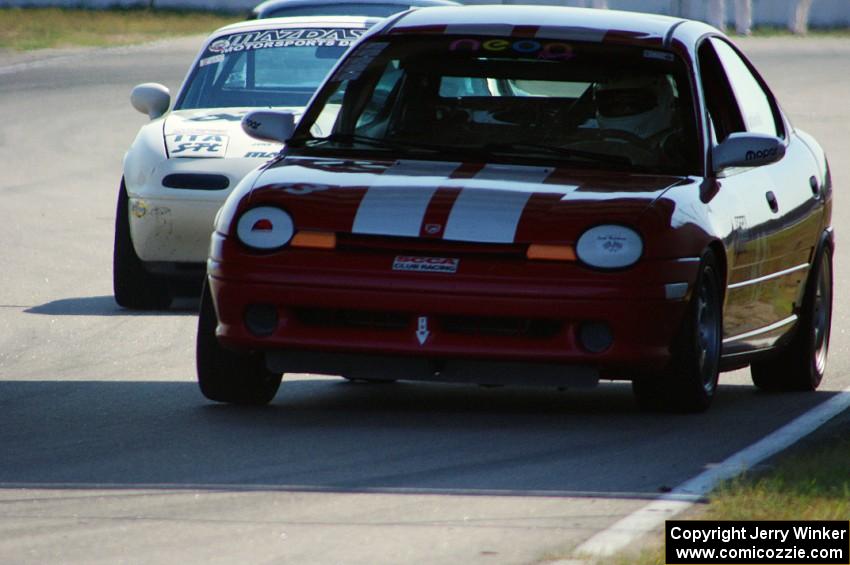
top-left (393, 256), bottom-right (459, 274)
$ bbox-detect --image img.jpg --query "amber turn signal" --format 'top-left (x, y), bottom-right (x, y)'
top-left (291, 230), bottom-right (337, 250)
top-left (290, 231), bottom-right (336, 249)
top-left (526, 243), bottom-right (576, 261)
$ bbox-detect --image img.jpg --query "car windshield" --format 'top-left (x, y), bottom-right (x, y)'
top-left (291, 36), bottom-right (700, 174)
top-left (176, 26), bottom-right (365, 110)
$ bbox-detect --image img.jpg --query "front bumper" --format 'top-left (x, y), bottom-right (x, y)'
top-left (126, 157), bottom-right (268, 263)
top-left (208, 239), bottom-right (700, 383)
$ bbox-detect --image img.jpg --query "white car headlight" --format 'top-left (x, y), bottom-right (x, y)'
top-left (236, 207), bottom-right (294, 250)
top-left (576, 225), bottom-right (643, 269)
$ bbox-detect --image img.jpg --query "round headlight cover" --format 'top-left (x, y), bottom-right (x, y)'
top-left (236, 207), bottom-right (294, 250)
top-left (576, 225), bottom-right (643, 269)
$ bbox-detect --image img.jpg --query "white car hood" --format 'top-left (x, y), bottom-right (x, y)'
top-left (163, 108), bottom-right (300, 160)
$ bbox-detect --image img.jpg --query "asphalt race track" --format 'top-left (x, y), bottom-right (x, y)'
top-left (0, 36), bottom-right (848, 564)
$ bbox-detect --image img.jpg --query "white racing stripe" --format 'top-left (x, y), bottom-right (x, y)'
top-left (573, 388), bottom-right (850, 560)
top-left (352, 160), bottom-right (459, 237)
top-left (444, 164), bottom-right (552, 243)
top-left (353, 162), bottom-right (572, 242)
top-left (352, 187), bottom-right (437, 237)
top-left (443, 189), bottom-right (532, 243)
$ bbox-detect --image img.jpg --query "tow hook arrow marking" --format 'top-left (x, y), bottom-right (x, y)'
top-left (416, 316), bottom-right (430, 346)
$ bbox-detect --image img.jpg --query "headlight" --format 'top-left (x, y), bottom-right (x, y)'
top-left (576, 225), bottom-right (643, 269)
top-left (236, 207), bottom-right (294, 250)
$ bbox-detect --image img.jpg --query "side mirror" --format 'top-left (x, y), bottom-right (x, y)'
top-left (712, 132), bottom-right (785, 173)
top-left (242, 110), bottom-right (296, 143)
top-left (131, 83), bottom-right (171, 120)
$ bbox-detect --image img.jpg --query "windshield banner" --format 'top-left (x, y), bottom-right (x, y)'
top-left (207, 28), bottom-right (365, 54)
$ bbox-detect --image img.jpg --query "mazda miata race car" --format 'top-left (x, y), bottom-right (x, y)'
top-left (114, 16), bottom-right (377, 309)
top-left (198, 6), bottom-right (833, 412)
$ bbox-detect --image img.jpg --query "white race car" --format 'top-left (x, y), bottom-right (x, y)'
top-left (115, 16), bottom-right (377, 309)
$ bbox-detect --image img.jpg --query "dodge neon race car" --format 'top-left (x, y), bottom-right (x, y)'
top-left (115, 16), bottom-right (377, 309)
top-left (198, 6), bottom-right (833, 412)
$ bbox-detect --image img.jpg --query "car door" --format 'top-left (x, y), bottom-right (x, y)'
top-left (696, 37), bottom-right (815, 353)
top-left (711, 38), bottom-right (822, 321)
top-left (708, 38), bottom-right (823, 338)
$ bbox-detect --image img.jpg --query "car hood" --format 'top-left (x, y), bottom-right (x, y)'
top-left (244, 157), bottom-right (689, 245)
top-left (163, 108), bottom-right (300, 160)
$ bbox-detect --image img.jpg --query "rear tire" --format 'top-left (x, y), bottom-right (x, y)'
top-left (751, 245), bottom-right (832, 391)
top-left (196, 281), bottom-right (282, 405)
top-left (113, 179), bottom-right (172, 310)
top-left (633, 250), bottom-right (722, 413)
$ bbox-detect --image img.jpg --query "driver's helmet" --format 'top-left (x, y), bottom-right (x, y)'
top-left (594, 75), bottom-right (675, 139)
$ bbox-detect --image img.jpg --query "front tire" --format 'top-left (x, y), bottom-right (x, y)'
top-left (633, 250), bottom-right (722, 413)
top-left (196, 281), bottom-right (282, 405)
top-left (113, 179), bottom-right (172, 309)
top-left (751, 245), bottom-right (832, 391)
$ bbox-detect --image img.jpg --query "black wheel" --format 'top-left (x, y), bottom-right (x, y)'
top-left (633, 250), bottom-right (722, 413)
top-left (751, 245), bottom-right (832, 391)
top-left (196, 281), bottom-right (282, 405)
top-left (113, 179), bottom-right (172, 309)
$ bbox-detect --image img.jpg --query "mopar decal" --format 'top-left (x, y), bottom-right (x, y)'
top-left (393, 256), bottom-right (459, 274)
top-left (745, 147), bottom-right (778, 161)
top-left (207, 28), bottom-right (365, 55)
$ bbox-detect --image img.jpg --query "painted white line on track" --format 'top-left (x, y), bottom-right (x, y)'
top-left (574, 387), bottom-right (850, 559)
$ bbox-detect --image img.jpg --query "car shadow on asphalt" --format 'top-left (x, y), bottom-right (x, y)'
top-left (24, 295), bottom-right (200, 316)
top-left (0, 377), bottom-right (839, 499)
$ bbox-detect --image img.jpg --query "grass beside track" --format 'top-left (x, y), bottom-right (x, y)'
top-left (581, 422), bottom-right (850, 565)
top-left (0, 7), bottom-right (239, 51)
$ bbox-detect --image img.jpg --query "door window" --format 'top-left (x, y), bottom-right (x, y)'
top-left (709, 38), bottom-right (782, 138)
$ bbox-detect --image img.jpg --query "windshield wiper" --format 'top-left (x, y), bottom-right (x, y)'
top-left (290, 133), bottom-right (443, 153)
top-left (482, 142), bottom-right (631, 167)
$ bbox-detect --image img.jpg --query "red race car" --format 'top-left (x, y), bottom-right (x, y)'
top-left (197, 5), bottom-right (833, 412)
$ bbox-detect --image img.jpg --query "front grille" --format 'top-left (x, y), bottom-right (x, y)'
top-left (294, 308), bottom-right (561, 340)
top-left (440, 315), bottom-right (561, 339)
top-left (295, 308), bottom-right (410, 331)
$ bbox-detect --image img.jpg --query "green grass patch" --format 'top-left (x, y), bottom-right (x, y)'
top-left (0, 7), bottom-right (240, 51)
top-left (706, 435), bottom-right (850, 521)
top-left (560, 426), bottom-right (850, 564)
